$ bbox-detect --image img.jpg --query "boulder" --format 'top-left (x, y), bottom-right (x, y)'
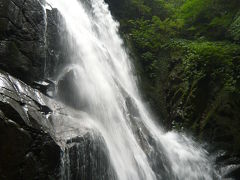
top-left (0, 0), bottom-right (68, 86)
top-left (0, 71), bottom-right (115, 179)
top-left (62, 133), bottom-right (117, 180)
top-left (0, 71), bottom-right (61, 179)
top-left (57, 70), bottom-right (84, 110)
top-left (0, 0), bottom-right (46, 83)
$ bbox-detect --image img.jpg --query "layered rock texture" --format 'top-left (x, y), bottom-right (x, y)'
top-left (0, 1), bottom-right (114, 179)
top-left (0, 71), bottom-right (113, 179)
top-left (0, 72), bottom-right (61, 179)
top-left (0, 0), bottom-right (62, 178)
top-left (0, 0), bottom-right (69, 179)
top-left (0, 0), bottom-right (67, 84)
top-left (0, 0), bottom-right (47, 83)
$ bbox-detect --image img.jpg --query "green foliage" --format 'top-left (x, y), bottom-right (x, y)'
top-left (179, 0), bottom-right (212, 21)
top-left (108, 0), bottom-right (240, 152)
top-left (168, 40), bottom-right (240, 92)
top-left (172, 0), bottom-right (240, 39)
top-left (128, 16), bottom-right (184, 79)
top-left (162, 39), bottom-right (240, 152)
top-left (132, 0), bottom-right (151, 15)
top-left (230, 12), bottom-right (240, 41)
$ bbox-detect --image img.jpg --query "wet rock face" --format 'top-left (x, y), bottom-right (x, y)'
top-left (45, 7), bottom-right (70, 79)
top-left (57, 70), bottom-right (85, 110)
top-left (0, 72), bottom-right (61, 180)
top-left (0, 0), bottom-right (64, 178)
top-left (215, 152), bottom-right (240, 179)
top-left (0, 0), bottom-right (46, 83)
top-left (63, 133), bottom-right (117, 180)
top-left (0, 0), bottom-right (67, 85)
top-left (0, 112), bottom-right (60, 180)
top-left (0, 0), bottom-right (115, 178)
top-left (0, 71), bottom-right (116, 179)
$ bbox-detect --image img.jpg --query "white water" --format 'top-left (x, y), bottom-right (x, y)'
top-left (45, 0), bottom-right (216, 179)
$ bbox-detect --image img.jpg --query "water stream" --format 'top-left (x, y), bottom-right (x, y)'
top-left (45, 0), bottom-right (217, 179)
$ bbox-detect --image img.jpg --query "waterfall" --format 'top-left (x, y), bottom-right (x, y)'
top-left (45, 0), bottom-right (217, 179)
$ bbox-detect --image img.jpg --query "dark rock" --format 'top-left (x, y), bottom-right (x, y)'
top-left (57, 70), bottom-right (86, 110)
top-left (0, 0), bottom-right (117, 179)
top-left (45, 7), bottom-right (69, 79)
top-left (0, 71), bottom-right (62, 180)
top-left (32, 79), bottom-right (56, 97)
top-left (0, 0), bottom-right (46, 83)
top-left (224, 166), bottom-right (240, 179)
top-left (63, 132), bottom-right (117, 180)
top-left (0, 71), bottom-right (116, 179)
top-left (215, 151), bottom-right (240, 179)
top-left (0, 40), bottom-right (33, 82)
top-left (0, 0), bottom-right (67, 88)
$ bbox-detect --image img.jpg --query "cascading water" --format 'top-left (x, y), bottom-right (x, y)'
top-left (45, 0), bottom-right (218, 179)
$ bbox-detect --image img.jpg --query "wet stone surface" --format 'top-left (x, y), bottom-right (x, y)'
top-left (0, 71), bottom-right (115, 179)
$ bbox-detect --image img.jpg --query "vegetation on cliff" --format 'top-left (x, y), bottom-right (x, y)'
top-left (107, 0), bottom-right (240, 154)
